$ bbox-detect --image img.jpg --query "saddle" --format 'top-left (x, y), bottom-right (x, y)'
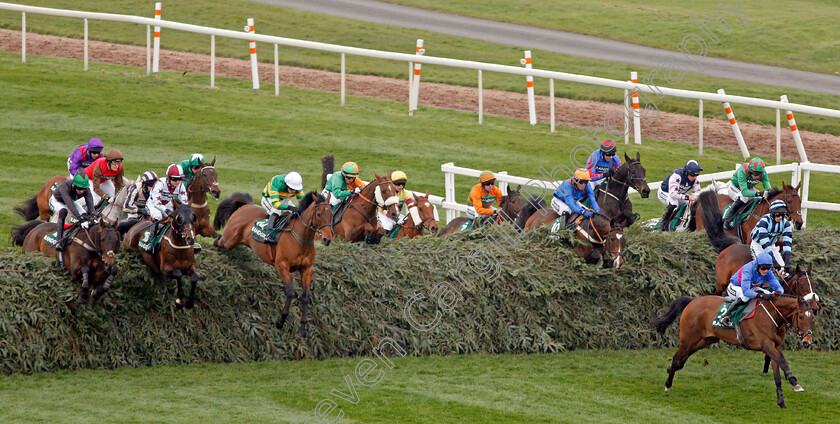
top-left (42, 221), bottom-right (82, 249)
top-left (138, 220), bottom-right (172, 253)
top-left (386, 224), bottom-right (403, 239)
top-left (251, 214), bottom-right (293, 244)
top-left (712, 298), bottom-right (758, 329)
top-left (663, 202), bottom-right (693, 232)
top-left (723, 198), bottom-right (761, 231)
top-left (331, 195), bottom-right (355, 226)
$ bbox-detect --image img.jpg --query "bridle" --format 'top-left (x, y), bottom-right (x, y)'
top-left (187, 165), bottom-right (219, 208)
top-left (762, 294), bottom-right (817, 342)
top-left (346, 179), bottom-right (399, 224)
top-left (163, 210), bottom-right (196, 250)
top-left (400, 200), bottom-right (438, 232)
top-left (286, 202), bottom-right (333, 243)
top-left (604, 227), bottom-right (625, 263)
top-left (79, 221), bottom-right (119, 266)
top-left (601, 161), bottom-right (647, 204)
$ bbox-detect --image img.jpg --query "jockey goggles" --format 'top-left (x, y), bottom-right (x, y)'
top-left (573, 178), bottom-right (586, 185)
top-left (757, 264), bottom-right (773, 271)
top-left (482, 180), bottom-right (496, 186)
top-left (771, 211), bottom-right (787, 218)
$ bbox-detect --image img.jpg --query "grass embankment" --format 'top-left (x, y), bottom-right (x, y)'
top-left (0, 350), bottom-right (838, 423)
top-left (0, 0), bottom-right (839, 135)
top-left (2, 53), bottom-right (839, 249)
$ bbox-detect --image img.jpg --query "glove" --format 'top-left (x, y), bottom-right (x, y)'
top-left (353, 187), bottom-right (361, 194)
top-left (102, 194), bottom-right (110, 202)
top-left (754, 191), bottom-right (764, 198)
top-left (81, 221), bottom-right (91, 230)
top-left (758, 292), bottom-right (772, 301)
top-left (688, 194), bottom-right (697, 202)
top-left (286, 206), bottom-right (299, 214)
top-left (774, 290), bottom-right (784, 296)
top-left (604, 168), bottom-right (615, 178)
top-left (583, 211), bottom-right (594, 218)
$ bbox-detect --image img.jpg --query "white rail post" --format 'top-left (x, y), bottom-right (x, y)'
top-left (498, 171), bottom-right (509, 194)
top-left (152, 3), bottom-right (161, 74)
top-left (631, 72), bottom-right (641, 144)
top-left (21, 12), bottom-right (25, 64)
top-left (340, 53), bottom-right (345, 106)
top-left (790, 163), bottom-right (799, 187)
top-left (801, 166), bottom-right (810, 228)
top-left (780, 95), bottom-right (809, 163)
top-left (775, 109), bottom-right (781, 165)
top-left (274, 44), bottom-right (279, 96)
top-left (549, 79), bottom-right (555, 133)
top-left (410, 39), bottom-right (424, 114)
top-left (245, 18), bottom-right (259, 89)
top-left (443, 163), bottom-right (457, 222)
top-left (698, 99), bottom-right (703, 156)
top-left (407, 61), bottom-right (413, 113)
top-left (623, 88), bottom-right (630, 144)
top-left (718, 89), bottom-right (750, 159)
top-left (210, 35), bottom-right (214, 87)
top-left (83, 18), bottom-right (88, 71)
top-left (522, 51), bottom-right (536, 126)
top-left (146, 25), bottom-right (151, 75)
top-left (478, 70), bottom-right (483, 124)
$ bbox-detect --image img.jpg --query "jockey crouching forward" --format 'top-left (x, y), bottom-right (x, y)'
top-left (551, 169), bottom-right (600, 227)
top-left (50, 174), bottom-right (96, 252)
top-left (719, 252), bottom-right (784, 326)
top-left (123, 171), bottom-right (159, 220)
top-left (377, 171), bottom-right (412, 232)
top-left (466, 170), bottom-right (503, 223)
top-left (723, 157), bottom-right (773, 229)
top-left (261, 172), bottom-right (304, 243)
top-left (656, 160), bottom-right (702, 231)
top-left (83, 149), bottom-right (125, 206)
top-left (323, 161), bottom-right (366, 207)
top-left (67, 137), bottom-right (104, 176)
top-left (750, 200), bottom-right (793, 277)
top-left (177, 153), bottom-right (205, 189)
top-left (147, 164), bottom-right (193, 250)
top-left (586, 140), bottom-right (621, 191)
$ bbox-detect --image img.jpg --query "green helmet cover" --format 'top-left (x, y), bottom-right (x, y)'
top-left (72, 173), bottom-right (90, 189)
top-left (342, 162), bottom-right (359, 176)
top-left (189, 153), bottom-right (205, 167)
top-left (748, 157), bottom-right (766, 174)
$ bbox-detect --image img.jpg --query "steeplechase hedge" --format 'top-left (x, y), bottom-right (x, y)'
top-left (1, 227), bottom-right (838, 374)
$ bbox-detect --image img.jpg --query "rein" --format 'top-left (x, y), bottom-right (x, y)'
top-left (283, 203), bottom-right (332, 243)
top-left (600, 161), bottom-right (646, 205)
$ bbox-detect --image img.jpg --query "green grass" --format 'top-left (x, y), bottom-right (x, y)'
top-left (1, 350), bottom-right (838, 423)
top-left (1, 0), bottom-right (839, 135)
top-left (379, 0), bottom-right (840, 76)
top-left (2, 52), bottom-right (839, 249)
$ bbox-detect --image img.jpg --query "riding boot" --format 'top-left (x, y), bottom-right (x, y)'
top-left (658, 205), bottom-right (677, 232)
top-left (55, 210), bottom-right (67, 252)
top-left (723, 199), bottom-right (745, 229)
top-left (719, 297), bottom-right (746, 327)
top-left (559, 211), bottom-right (570, 228)
top-left (266, 213), bottom-right (280, 243)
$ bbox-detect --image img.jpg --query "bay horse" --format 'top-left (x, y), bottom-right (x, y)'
top-left (124, 202), bottom-right (200, 309)
top-left (593, 152), bottom-right (650, 227)
top-left (391, 190), bottom-right (440, 239)
top-left (655, 292), bottom-right (816, 408)
top-left (693, 183), bottom-right (803, 242)
top-left (13, 218), bottom-right (121, 303)
top-left (330, 174), bottom-right (402, 242)
top-left (524, 209), bottom-right (625, 268)
top-left (187, 157), bottom-right (221, 238)
top-left (213, 191), bottom-right (334, 337)
top-left (438, 185), bottom-right (527, 236)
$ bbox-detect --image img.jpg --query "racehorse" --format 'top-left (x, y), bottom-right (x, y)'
top-left (13, 218), bottom-right (121, 303)
top-left (213, 191), bottom-right (333, 337)
top-left (391, 190), bottom-right (439, 239)
top-left (593, 152), bottom-right (650, 227)
top-left (655, 292), bottom-right (816, 408)
top-left (124, 202), bottom-right (200, 309)
top-left (330, 174), bottom-right (402, 242)
top-left (15, 175), bottom-right (130, 223)
top-left (693, 183), bottom-right (803, 242)
top-left (524, 209), bottom-right (625, 268)
top-left (186, 158), bottom-right (221, 238)
top-left (437, 185), bottom-right (527, 236)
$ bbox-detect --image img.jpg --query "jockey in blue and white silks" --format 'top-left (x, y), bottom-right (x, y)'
top-left (656, 160), bottom-right (702, 231)
top-left (719, 252), bottom-right (784, 326)
top-left (551, 169), bottom-right (600, 226)
top-left (750, 199), bottom-right (793, 273)
top-left (586, 140), bottom-right (621, 190)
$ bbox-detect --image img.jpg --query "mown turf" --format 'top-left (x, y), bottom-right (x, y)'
top-left (2, 52), bottom-right (839, 248)
top-left (1, 0), bottom-right (839, 135)
top-left (379, 0), bottom-right (840, 76)
top-left (0, 350), bottom-right (838, 423)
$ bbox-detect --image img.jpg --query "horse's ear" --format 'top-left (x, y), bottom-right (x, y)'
top-left (210, 156), bottom-right (216, 166)
top-left (387, 170), bottom-right (392, 179)
top-left (517, 184), bottom-right (522, 192)
top-left (636, 152), bottom-right (640, 161)
top-left (795, 264), bottom-right (801, 273)
top-left (794, 182), bottom-right (801, 192)
top-left (808, 263), bottom-right (812, 273)
top-left (374, 172), bottom-right (380, 180)
top-left (425, 188), bottom-right (430, 198)
top-left (625, 153), bottom-right (631, 163)
top-left (198, 158), bottom-right (205, 167)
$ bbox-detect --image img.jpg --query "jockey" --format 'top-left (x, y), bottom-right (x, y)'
top-left (123, 171), bottom-right (159, 220)
top-left (750, 199), bottom-right (793, 275)
top-left (261, 172), bottom-right (305, 241)
top-left (83, 149), bottom-right (125, 206)
top-left (586, 140), bottom-right (621, 190)
top-left (466, 170), bottom-right (503, 221)
top-left (147, 164), bottom-right (190, 248)
top-left (551, 169), bottom-right (600, 226)
top-left (177, 153), bottom-right (205, 189)
top-left (50, 174), bottom-right (96, 252)
top-left (656, 160), bottom-right (702, 231)
top-left (67, 137), bottom-right (104, 176)
top-left (720, 252), bottom-right (784, 326)
top-left (377, 171), bottom-right (413, 232)
top-left (323, 161), bottom-right (366, 207)
top-left (723, 157), bottom-right (773, 229)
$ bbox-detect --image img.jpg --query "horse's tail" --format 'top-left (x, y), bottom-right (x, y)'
top-left (515, 194), bottom-right (546, 230)
top-left (214, 192), bottom-right (254, 230)
top-left (655, 296), bottom-right (693, 334)
top-left (117, 219), bottom-right (141, 237)
top-left (699, 191), bottom-right (740, 253)
top-left (11, 220), bottom-right (44, 246)
top-left (13, 196), bottom-right (39, 221)
top-left (321, 154), bottom-right (334, 190)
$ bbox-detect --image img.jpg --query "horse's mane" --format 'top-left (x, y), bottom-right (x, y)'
top-left (298, 191), bottom-right (325, 212)
top-left (514, 194), bottom-right (546, 230)
top-left (767, 187), bottom-right (784, 199)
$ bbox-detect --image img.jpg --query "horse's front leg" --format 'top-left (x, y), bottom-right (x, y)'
top-left (274, 262), bottom-right (295, 330)
top-left (297, 265), bottom-right (313, 338)
top-left (185, 269), bottom-right (200, 309)
top-left (92, 264), bottom-right (119, 301)
top-left (771, 358), bottom-right (786, 408)
top-left (172, 269), bottom-right (185, 309)
top-left (79, 265), bottom-right (91, 304)
top-left (761, 342), bottom-right (802, 407)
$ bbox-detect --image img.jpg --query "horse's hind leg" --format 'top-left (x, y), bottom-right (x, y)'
top-left (275, 265), bottom-right (295, 330)
top-left (79, 265), bottom-right (91, 304)
top-left (665, 338), bottom-right (714, 390)
top-left (185, 270), bottom-right (199, 309)
top-left (771, 358), bottom-right (786, 408)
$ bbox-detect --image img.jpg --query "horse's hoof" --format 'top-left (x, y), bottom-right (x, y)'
top-left (185, 298), bottom-right (195, 309)
top-left (793, 384), bottom-right (804, 392)
top-left (779, 402), bottom-right (787, 409)
top-left (175, 298), bottom-right (184, 310)
top-left (664, 387), bottom-right (669, 392)
top-left (298, 327), bottom-right (308, 338)
top-left (275, 316), bottom-right (286, 330)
